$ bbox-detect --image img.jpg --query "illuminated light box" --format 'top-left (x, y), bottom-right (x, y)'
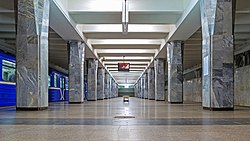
top-left (118, 63), bottom-right (130, 72)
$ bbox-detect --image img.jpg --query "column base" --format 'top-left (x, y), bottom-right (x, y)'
top-left (88, 100), bottom-right (97, 101)
top-left (155, 100), bottom-right (165, 101)
top-left (97, 99), bottom-right (104, 100)
top-left (169, 102), bottom-right (183, 104)
top-left (16, 107), bottom-right (48, 111)
top-left (203, 107), bottom-right (234, 111)
top-left (69, 102), bottom-right (84, 104)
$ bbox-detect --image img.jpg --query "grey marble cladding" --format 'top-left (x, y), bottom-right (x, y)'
top-left (235, 66), bottom-right (250, 106)
top-left (201, 0), bottom-right (234, 109)
top-left (110, 79), bottom-right (117, 98)
top-left (97, 68), bottom-right (105, 100)
top-left (87, 59), bottom-right (98, 101)
top-left (154, 59), bottom-right (165, 101)
top-left (141, 76), bottom-right (145, 98)
top-left (183, 78), bottom-right (202, 103)
top-left (16, 0), bottom-right (50, 108)
top-left (104, 73), bottom-right (110, 99)
top-left (68, 41), bottom-right (85, 103)
top-left (167, 41), bottom-right (183, 103)
top-left (134, 83), bottom-right (138, 97)
top-left (137, 79), bottom-right (142, 98)
top-left (144, 73), bottom-right (148, 99)
top-left (147, 68), bottom-right (155, 100)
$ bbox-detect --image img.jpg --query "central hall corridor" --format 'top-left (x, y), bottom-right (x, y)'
top-left (1, 98), bottom-right (250, 141)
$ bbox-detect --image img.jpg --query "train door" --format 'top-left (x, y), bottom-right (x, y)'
top-left (59, 77), bottom-right (65, 101)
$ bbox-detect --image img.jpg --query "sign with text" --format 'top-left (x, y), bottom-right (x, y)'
top-left (118, 63), bottom-right (130, 72)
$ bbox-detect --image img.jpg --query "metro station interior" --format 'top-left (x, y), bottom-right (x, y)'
top-left (1, 0), bottom-right (250, 140)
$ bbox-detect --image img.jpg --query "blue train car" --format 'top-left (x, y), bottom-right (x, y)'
top-left (0, 50), bottom-right (69, 107)
top-left (49, 68), bottom-right (69, 102)
top-left (0, 50), bottom-right (16, 107)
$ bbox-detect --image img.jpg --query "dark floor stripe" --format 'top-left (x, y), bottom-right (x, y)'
top-left (1, 118), bottom-right (250, 126)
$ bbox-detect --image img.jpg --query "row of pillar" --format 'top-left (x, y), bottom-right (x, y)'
top-left (16, 0), bottom-right (234, 111)
top-left (68, 44), bottom-right (118, 103)
top-left (135, 0), bottom-right (235, 111)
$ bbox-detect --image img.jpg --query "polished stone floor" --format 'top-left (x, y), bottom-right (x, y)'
top-left (1, 97), bottom-right (250, 141)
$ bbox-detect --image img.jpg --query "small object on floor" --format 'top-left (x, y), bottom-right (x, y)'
top-left (123, 96), bottom-right (129, 102)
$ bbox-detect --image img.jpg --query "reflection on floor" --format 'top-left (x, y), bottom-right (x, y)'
top-left (1, 97), bottom-right (250, 141)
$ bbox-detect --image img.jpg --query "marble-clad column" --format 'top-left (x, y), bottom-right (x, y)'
top-left (148, 68), bottom-right (155, 100)
top-left (104, 72), bottom-right (110, 99)
top-left (68, 41), bottom-right (85, 103)
top-left (87, 59), bottom-right (98, 101)
top-left (144, 73), bottom-right (148, 99)
top-left (167, 41), bottom-right (183, 103)
top-left (154, 59), bottom-right (165, 101)
top-left (109, 76), bottom-right (112, 98)
top-left (201, 0), bottom-right (235, 110)
top-left (138, 79), bottom-right (141, 98)
top-left (97, 68), bottom-right (105, 100)
top-left (16, 0), bottom-right (50, 110)
top-left (111, 79), bottom-right (115, 98)
top-left (134, 83), bottom-right (138, 97)
top-left (141, 76), bottom-right (145, 98)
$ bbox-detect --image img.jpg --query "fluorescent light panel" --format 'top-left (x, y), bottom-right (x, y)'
top-left (89, 39), bottom-right (164, 45)
top-left (109, 70), bottom-right (143, 72)
top-left (103, 56), bottom-right (152, 60)
top-left (104, 61), bottom-right (149, 64)
top-left (77, 24), bottom-right (173, 33)
top-left (108, 68), bottom-right (145, 70)
top-left (96, 49), bottom-right (157, 54)
top-left (106, 65), bottom-right (147, 68)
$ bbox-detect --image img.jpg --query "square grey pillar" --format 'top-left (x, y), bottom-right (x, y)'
top-left (109, 76), bottom-right (112, 98)
top-left (16, 0), bottom-right (50, 110)
top-left (97, 68), bottom-right (105, 100)
top-left (134, 83), bottom-right (138, 97)
top-left (104, 72), bottom-right (110, 99)
top-left (141, 76), bottom-right (145, 98)
top-left (201, 0), bottom-right (234, 110)
top-left (68, 41), bottom-right (85, 103)
top-left (154, 59), bottom-right (165, 101)
top-left (137, 79), bottom-right (141, 98)
top-left (87, 59), bottom-right (98, 101)
top-left (167, 41), bottom-right (183, 103)
top-left (147, 68), bottom-right (155, 100)
top-left (110, 79), bottom-right (115, 98)
top-left (144, 73), bottom-right (148, 99)
top-left (139, 78), bottom-right (142, 98)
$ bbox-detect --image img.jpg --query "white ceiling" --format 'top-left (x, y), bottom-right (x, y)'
top-left (67, 0), bottom-right (192, 84)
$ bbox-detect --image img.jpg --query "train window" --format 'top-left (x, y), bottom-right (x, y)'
top-left (2, 60), bottom-right (16, 82)
top-left (65, 77), bottom-right (68, 89)
top-left (48, 75), bottom-right (51, 87)
top-left (60, 77), bottom-right (64, 88)
top-left (54, 74), bottom-right (57, 87)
